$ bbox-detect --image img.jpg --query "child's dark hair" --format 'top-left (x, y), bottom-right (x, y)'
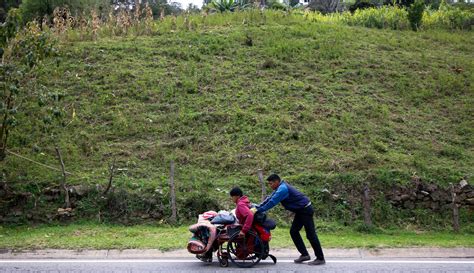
top-left (229, 187), bottom-right (243, 197)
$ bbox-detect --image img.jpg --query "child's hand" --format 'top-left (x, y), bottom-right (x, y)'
top-left (250, 208), bottom-right (257, 214)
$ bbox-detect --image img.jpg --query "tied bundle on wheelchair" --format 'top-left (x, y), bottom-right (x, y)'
top-left (187, 210), bottom-right (234, 255)
top-left (187, 223), bottom-right (217, 255)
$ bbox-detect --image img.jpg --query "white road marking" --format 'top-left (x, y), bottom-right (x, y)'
top-left (0, 259), bottom-right (473, 264)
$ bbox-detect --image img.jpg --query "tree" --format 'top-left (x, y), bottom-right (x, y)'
top-left (1, 20), bottom-right (58, 161)
top-left (308, 0), bottom-right (342, 14)
top-left (20, 0), bottom-right (110, 22)
top-left (187, 3), bottom-right (201, 13)
top-left (289, 0), bottom-right (301, 7)
top-left (407, 0), bottom-right (424, 31)
top-left (1, 0), bottom-right (22, 22)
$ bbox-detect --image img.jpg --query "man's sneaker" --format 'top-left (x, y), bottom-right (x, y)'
top-left (308, 259), bottom-right (326, 266)
top-left (294, 255), bottom-right (311, 263)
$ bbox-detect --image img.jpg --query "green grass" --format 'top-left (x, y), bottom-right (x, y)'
top-left (2, 10), bottom-right (473, 226)
top-left (1, 222), bottom-right (472, 250)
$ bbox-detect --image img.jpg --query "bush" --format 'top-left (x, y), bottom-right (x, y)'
top-left (348, 6), bottom-right (410, 30)
top-left (304, 3), bottom-right (473, 30)
top-left (408, 0), bottom-right (425, 31)
top-left (20, 0), bottom-right (110, 23)
top-left (3, 22), bottom-right (57, 67)
top-left (0, 8), bottom-right (22, 50)
top-left (267, 0), bottom-right (289, 10)
top-left (422, 1), bottom-right (474, 30)
top-left (349, 0), bottom-right (376, 13)
top-left (308, 0), bottom-right (343, 14)
top-left (209, 0), bottom-right (250, 12)
top-left (0, 0), bottom-right (22, 22)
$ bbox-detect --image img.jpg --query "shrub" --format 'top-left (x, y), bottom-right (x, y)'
top-left (349, 0), bottom-right (376, 13)
top-left (209, 0), bottom-right (250, 12)
top-left (304, 3), bottom-right (473, 31)
top-left (0, 8), bottom-right (22, 50)
top-left (422, 1), bottom-right (474, 30)
top-left (308, 0), bottom-right (343, 14)
top-left (408, 0), bottom-right (425, 31)
top-left (267, 0), bottom-right (289, 10)
top-left (349, 6), bottom-right (409, 30)
top-left (20, 0), bottom-right (110, 23)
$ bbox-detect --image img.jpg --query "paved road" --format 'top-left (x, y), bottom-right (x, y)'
top-left (1, 258), bottom-right (473, 273)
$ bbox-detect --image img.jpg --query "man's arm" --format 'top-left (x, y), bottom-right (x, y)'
top-left (257, 183), bottom-right (289, 213)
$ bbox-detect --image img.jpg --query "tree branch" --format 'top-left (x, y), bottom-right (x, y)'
top-left (103, 157), bottom-right (116, 195)
top-left (55, 146), bottom-right (71, 208)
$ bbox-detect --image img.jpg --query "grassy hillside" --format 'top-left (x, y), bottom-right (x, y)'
top-left (3, 11), bottom-right (473, 226)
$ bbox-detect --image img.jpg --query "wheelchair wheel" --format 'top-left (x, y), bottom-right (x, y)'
top-left (217, 244), bottom-right (229, 267)
top-left (219, 257), bottom-right (229, 267)
top-left (227, 231), bottom-right (264, 268)
top-left (196, 250), bottom-right (212, 263)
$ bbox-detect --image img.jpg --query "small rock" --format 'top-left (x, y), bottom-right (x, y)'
top-left (456, 193), bottom-right (466, 203)
top-left (70, 185), bottom-right (89, 197)
top-left (430, 202), bottom-right (440, 211)
top-left (391, 193), bottom-right (402, 202)
top-left (403, 200), bottom-right (415, 210)
top-left (400, 194), bottom-right (411, 201)
top-left (459, 179), bottom-right (468, 189)
top-left (321, 188), bottom-right (330, 194)
top-left (425, 184), bottom-right (438, 192)
top-left (57, 207), bottom-right (73, 216)
top-left (12, 210), bottom-right (23, 217)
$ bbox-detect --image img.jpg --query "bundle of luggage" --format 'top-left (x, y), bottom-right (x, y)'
top-left (187, 208), bottom-right (276, 255)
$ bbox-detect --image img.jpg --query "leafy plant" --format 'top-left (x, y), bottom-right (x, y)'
top-left (308, 0), bottom-right (343, 14)
top-left (0, 8), bottom-right (22, 56)
top-left (349, 0), bottom-right (376, 13)
top-left (209, 0), bottom-right (250, 12)
top-left (408, 0), bottom-right (425, 31)
top-left (0, 22), bottom-right (57, 160)
top-left (267, 0), bottom-right (289, 11)
top-left (423, 1), bottom-right (474, 30)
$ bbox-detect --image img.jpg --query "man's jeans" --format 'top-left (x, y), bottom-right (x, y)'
top-left (290, 205), bottom-right (325, 260)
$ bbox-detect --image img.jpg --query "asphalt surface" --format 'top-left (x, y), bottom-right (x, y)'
top-left (1, 258), bottom-right (473, 273)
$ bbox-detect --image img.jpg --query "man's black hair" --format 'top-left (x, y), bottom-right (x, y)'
top-left (229, 187), bottom-right (243, 197)
top-left (266, 174), bottom-right (281, 182)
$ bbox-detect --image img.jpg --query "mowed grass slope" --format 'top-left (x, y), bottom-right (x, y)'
top-left (5, 12), bottom-right (473, 205)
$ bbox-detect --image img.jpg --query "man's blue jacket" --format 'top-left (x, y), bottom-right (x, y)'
top-left (257, 181), bottom-right (310, 213)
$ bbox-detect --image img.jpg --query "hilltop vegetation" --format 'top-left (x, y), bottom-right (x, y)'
top-left (1, 10), bottom-right (473, 228)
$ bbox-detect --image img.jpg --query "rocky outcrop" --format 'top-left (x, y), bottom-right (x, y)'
top-left (386, 179), bottom-right (473, 211)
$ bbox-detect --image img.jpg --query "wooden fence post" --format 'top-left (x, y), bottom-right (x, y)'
top-left (257, 169), bottom-right (265, 202)
top-left (362, 184), bottom-right (372, 227)
top-left (450, 183), bottom-right (460, 233)
top-left (169, 160), bottom-right (177, 224)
